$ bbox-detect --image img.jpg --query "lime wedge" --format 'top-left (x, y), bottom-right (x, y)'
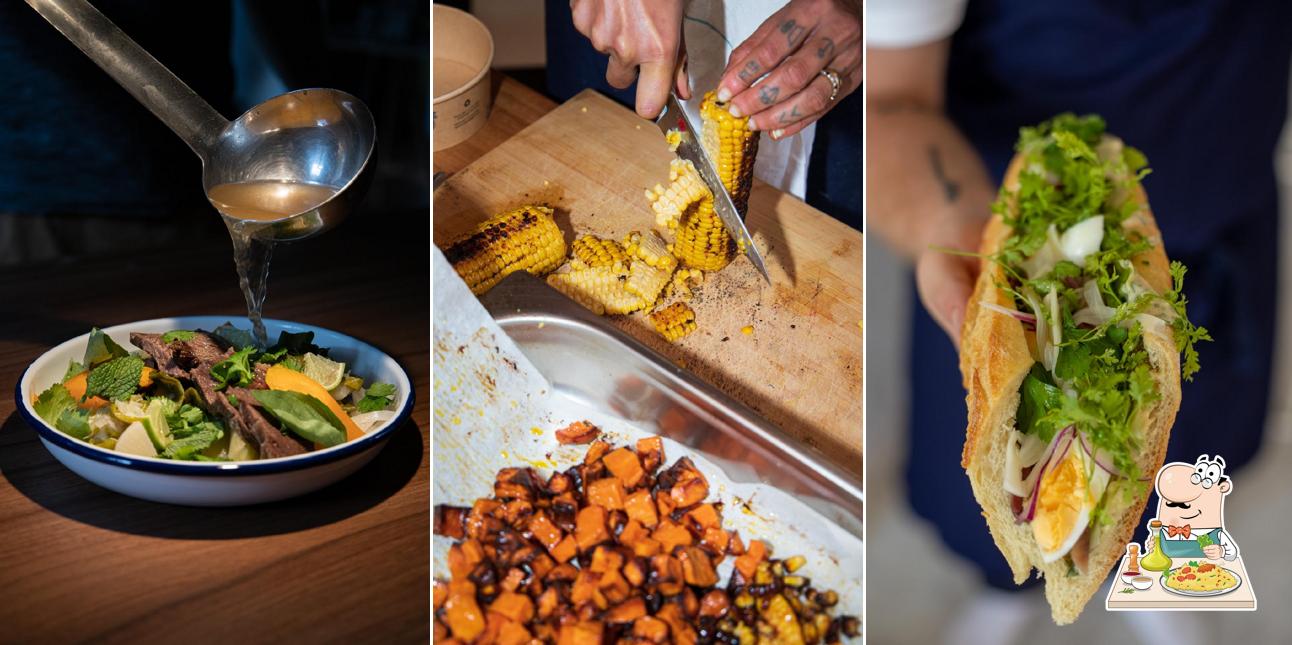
top-left (116, 421), bottom-right (158, 457)
top-left (110, 396), bottom-right (149, 424)
top-left (142, 398), bottom-right (173, 451)
top-left (301, 352), bottom-right (346, 391)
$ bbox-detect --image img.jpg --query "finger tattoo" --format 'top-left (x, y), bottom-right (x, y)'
top-left (817, 37), bottom-right (835, 60)
top-left (927, 145), bottom-right (961, 203)
top-left (737, 60), bottom-right (761, 83)
top-left (779, 19), bottom-right (806, 46)
top-left (759, 85), bottom-right (780, 106)
top-left (777, 105), bottom-right (803, 125)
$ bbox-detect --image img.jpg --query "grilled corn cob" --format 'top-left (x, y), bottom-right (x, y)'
top-left (571, 234), bottom-right (629, 269)
top-left (673, 198), bottom-right (734, 271)
top-left (445, 205), bottom-right (566, 295)
top-left (626, 261), bottom-right (672, 306)
top-left (649, 302), bottom-right (697, 342)
top-left (700, 90), bottom-right (759, 214)
top-left (546, 265), bottom-right (642, 315)
top-left (646, 159), bottom-right (711, 229)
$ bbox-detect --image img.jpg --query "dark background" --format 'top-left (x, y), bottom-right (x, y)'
top-left (0, 0), bottom-right (429, 266)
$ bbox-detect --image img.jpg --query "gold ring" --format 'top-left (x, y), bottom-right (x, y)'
top-left (820, 68), bottom-right (841, 102)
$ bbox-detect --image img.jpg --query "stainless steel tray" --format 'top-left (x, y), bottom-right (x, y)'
top-left (481, 273), bottom-right (863, 537)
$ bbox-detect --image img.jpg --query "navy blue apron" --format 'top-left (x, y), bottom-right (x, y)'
top-left (906, 0), bottom-right (1291, 590)
top-left (543, 0), bottom-right (861, 229)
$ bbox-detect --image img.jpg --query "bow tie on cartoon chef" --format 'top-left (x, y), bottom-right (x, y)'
top-left (1147, 455), bottom-right (1240, 561)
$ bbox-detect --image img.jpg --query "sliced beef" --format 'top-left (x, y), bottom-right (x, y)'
top-left (174, 332), bottom-right (233, 373)
top-left (130, 332), bottom-right (188, 378)
top-left (250, 362), bottom-right (270, 390)
top-left (196, 372), bottom-right (307, 459)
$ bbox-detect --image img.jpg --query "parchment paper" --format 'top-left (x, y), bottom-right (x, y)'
top-left (432, 248), bottom-right (862, 617)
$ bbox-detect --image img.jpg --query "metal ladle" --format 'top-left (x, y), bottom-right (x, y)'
top-left (27, 0), bottom-right (376, 241)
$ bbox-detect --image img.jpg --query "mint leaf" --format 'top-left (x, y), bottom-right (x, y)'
top-left (85, 355), bottom-right (144, 401)
top-left (356, 382), bottom-right (396, 413)
top-left (251, 390), bottom-right (347, 447)
top-left (163, 425), bottom-right (223, 460)
top-left (210, 347), bottom-right (256, 390)
top-left (34, 384), bottom-right (77, 427)
top-left (83, 328), bottom-right (128, 367)
top-left (160, 330), bottom-right (197, 343)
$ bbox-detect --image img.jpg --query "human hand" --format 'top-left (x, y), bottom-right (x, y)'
top-left (716, 0), bottom-right (861, 140)
top-left (570, 0), bottom-right (689, 118)
top-left (915, 212), bottom-right (988, 349)
top-left (1203, 544), bottom-right (1223, 560)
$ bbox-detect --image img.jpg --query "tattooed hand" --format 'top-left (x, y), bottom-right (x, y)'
top-left (571, 0), bottom-right (689, 119)
top-left (716, 0), bottom-right (861, 139)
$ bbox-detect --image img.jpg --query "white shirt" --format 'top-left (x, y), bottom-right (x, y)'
top-left (1160, 526), bottom-right (1238, 561)
top-left (867, 0), bottom-right (968, 49)
top-left (682, 0), bottom-right (815, 197)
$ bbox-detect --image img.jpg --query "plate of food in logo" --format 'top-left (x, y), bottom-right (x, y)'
top-left (1161, 561), bottom-right (1242, 597)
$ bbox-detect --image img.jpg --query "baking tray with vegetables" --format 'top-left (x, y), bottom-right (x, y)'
top-left (432, 249), bottom-right (862, 642)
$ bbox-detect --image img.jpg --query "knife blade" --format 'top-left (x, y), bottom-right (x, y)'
top-left (654, 93), bottom-right (770, 283)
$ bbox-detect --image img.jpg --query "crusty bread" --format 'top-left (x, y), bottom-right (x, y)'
top-left (958, 147), bottom-right (1182, 625)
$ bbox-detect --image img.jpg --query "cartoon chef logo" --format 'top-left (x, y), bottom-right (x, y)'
top-left (1150, 455), bottom-right (1239, 561)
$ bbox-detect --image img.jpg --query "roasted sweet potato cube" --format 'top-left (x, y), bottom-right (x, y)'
top-left (607, 596), bottom-right (648, 624)
top-left (656, 491), bottom-right (677, 518)
top-left (555, 420), bottom-right (601, 445)
top-left (447, 542), bottom-right (477, 579)
top-left (501, 499), bottom-right (534, 526)
top-left (530, 553), bottom-right (555, 580)
top-left (488, 591), bottom-right (535, 623)
top-left (656, 602), bottom-right (697, 645)
top-left (598, 567), bottom-right (632, 603)
top-left (551, 534), bottom-right (579, 563)
top-left (557, 621), bottom-right (604, 645)
top-left (496, 620), bottom-right (532, 645)
top-left (587, 477), bottom-right (626, 510)
top-left (679, 587), bottom-right (700, 618)
top-left (433, 580), bottom-right (448, 610)
top-left (678, 547), bottom-right (719, 587)
top-left (545, 562), bottom-right (578, 583)
top-left (699, 589), bottom-right (730, 618)
top-left (444, 580), bottom-right (485, 642)
top-left (494, 467), bottom-right (540, 501)
top-left (633, 616), bottom-right (669, 643)
top-left (618, 519), bottom-right (649, 547)
top-left (685, 503), bottom-right (720, 530)
top-left (500, 567), bottom-right (526, 593)
top-left (633, 537), bottom-right (662, 558)
top-left (603, 448), bottom-right (646, 488)
top-left (575, 505), bottom-right (610, 552)
top-left (728, 531), bottom-right (746, 555)
top-left (670, 477), bottom-right (708, 508)
top-left (652, 519), bottom-right (693, 554)
top-left (623, 557), bottom-right (648, 586)
top-left (546, 472), bottom-right (574, 495)
top-left (551, 492), bottom-right (580, 531)
top-left (624, 489), bottom-right (659, 528)
top-left (570, 569), bottom-right (605, 608)
top-left (734, 539), bottom-right (768, 581)
top-left (636, 436), bottom-right (665, 473)
top-left (700, 527), bottom-right (730, 558)
top-left (584, 440), bottom-right (611, 465)
top-left (467, 498), bottom-right (503, 539)
top-left (651, 554), bottom-right (686, 596)
top-left (536, 586), bottom-right (560, 619)
top-left (589, 545), bottom-right (625, 573)
top-left (528, 512), bottom-right (564, 551)
top-left (434, 505), bottom-right (470, 538)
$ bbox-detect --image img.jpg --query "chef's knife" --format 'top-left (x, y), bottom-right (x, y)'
top-left (654, 93), bottom-right (770, 283)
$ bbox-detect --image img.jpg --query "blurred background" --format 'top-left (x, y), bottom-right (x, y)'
top-left (0, 0), bottom-right (428, 267)
top-left (867, 75), bottom-right (1292, 643)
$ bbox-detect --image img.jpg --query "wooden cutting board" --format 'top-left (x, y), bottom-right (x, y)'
top-left (434, 90), bottom-right (862, 476)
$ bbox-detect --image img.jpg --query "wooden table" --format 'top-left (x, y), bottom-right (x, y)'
top-left (0, 215), bottom-right (429, 642)
top-left (434, 79), bottom-right (863, 476)
top-left (1105, 555), bottom-right (1257, 610)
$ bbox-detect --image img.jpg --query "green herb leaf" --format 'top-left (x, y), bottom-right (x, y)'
top-left (34, 384), bottom-right (77, 428)
top-left (251, 390), bottom-right (347, 447)
top-left (271, 330), bottom-right (326, 357)
top-left (212, 323), bottom-right (257, 349)
top-left (356, 382), bottom-right (397, 413)
top-left (56, 408), bottom-right (92, 439)
top-left (210, 347), bottom-right (257, 390)
top-left (163, 425), bottom-right (223, 460)
top-left (1018, 365), bottom-right (1064, 442)
top-left (83, 328), bottom-right (129, 367)
top-left (62, 360), bottom-right (86, 382)
top-left (86, 355), bottom-right (144, 401)
top-left (160, 330), bottom-right (197, 343)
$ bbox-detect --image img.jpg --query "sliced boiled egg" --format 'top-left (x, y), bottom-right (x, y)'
top-left (1031, 441), bottom-right (1109, 563)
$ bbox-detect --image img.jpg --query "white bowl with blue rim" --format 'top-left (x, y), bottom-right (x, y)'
top-left (16, 316), bottom-right (414, 506)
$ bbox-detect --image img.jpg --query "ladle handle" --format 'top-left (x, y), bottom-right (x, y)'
top-left (26, 0), bottom-right (228, 157)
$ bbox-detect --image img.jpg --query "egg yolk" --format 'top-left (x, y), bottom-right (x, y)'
top-left (1032, 450), bottom-right (1089, 554)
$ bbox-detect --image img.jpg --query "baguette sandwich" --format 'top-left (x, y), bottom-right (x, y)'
top-left (959, 115), bottom-right (1208, 624)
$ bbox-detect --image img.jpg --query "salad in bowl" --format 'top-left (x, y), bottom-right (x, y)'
top-left (18, 317), bottom-right (413, 505)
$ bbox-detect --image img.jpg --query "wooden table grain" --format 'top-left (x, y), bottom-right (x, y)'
top-left (0, 215), bottom-right (429, 643)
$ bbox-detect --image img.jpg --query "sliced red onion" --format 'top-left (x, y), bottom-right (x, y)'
top-left (980, 301), bottom-right (1037, 328)
top-left (1015, 426), bottom-right (1075, 523)
top-left (1076, 431), bottom-right (1153, 481)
